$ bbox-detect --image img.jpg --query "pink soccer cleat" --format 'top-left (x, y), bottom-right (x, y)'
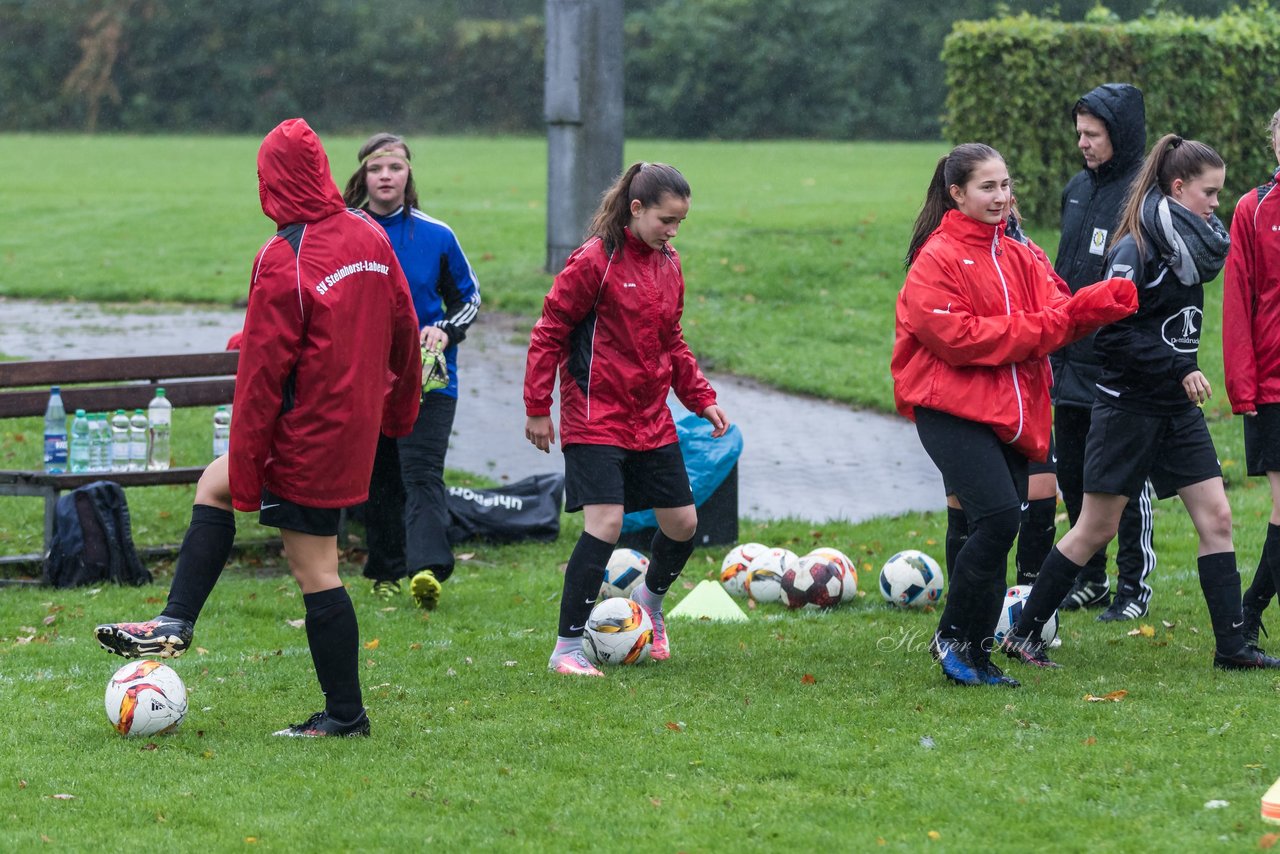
top-left (548, 649), bottom-right (604, 677)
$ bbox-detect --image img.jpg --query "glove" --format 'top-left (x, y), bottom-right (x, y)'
top-left (1065, 277), bottom-right (1138, 328)
top-left (421, 343), bottom-right (448, 394)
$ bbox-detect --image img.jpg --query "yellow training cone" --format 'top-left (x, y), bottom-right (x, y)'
top-left (667, 580), bottom-right (749, 623)
top-left (1262, 777), bottom-right (1280, 824)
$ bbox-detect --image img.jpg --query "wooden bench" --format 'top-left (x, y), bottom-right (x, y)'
top-left (0, 352), bottom-right (238, 566)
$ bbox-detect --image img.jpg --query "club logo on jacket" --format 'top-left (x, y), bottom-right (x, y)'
top-left (314, 260), bottom-right (391, 296)
top-left (1089, 228), bottom-right (1108, 256)
top-left (1161, 306), bottom-right (1201, 353)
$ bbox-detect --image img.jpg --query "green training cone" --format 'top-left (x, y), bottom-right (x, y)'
top-left (667, 579), bottom-right (749, 623)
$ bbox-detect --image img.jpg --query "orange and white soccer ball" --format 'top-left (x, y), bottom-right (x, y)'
top-left (104, 659), bottom-right (188, 737)
top-left (582, 597), bottom-right (654, 665)
top-left (719, 542), bottom-right (766, 597)
top-left (743, 547), bottom-right (798, 604)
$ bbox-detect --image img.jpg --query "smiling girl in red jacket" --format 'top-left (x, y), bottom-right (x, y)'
top-left (524, 162), bottom-right (729, 677)
top-left (1225, 109), bottom-right (1280, 648)
top-left (893, 142), bottom-right (1136, 686)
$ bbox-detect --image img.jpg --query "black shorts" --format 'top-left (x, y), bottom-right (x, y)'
top-left (915, 407), bottom-right (1028, 522)
top-left (562, 442), bottom-right (694, 513)
top-left (259, 488), bottom-right (343, 537)
top-left (1083, 402), bottom-right (1221, 500)
top-left (1027, 433), bottom-right (1057, 477)
top-left (1244, 403), bottom-right (1280, 476)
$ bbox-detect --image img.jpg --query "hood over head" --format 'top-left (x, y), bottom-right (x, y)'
top-left (257, 118), bottom-right (346, 228)
top-left (1073, 83), bottom-right (1147, 177)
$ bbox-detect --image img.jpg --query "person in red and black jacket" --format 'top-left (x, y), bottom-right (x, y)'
top-left (524, 162), bottom-right (729, 677)
top-left (95, 119), bottom-right (422, 738)
top-left (893, 143), bottom-right (1136, 687)
top-left (1224, 108), bottom-right (1280, 649)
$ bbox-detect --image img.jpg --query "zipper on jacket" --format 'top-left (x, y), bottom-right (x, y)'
top-left (990, 230), bottom-right (1024, 444)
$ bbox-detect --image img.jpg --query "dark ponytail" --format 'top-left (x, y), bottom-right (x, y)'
top-left (904, 143), bottom-right (1004, 269)
top-left (587, 162), bottom-right (691, 255)
top-left (1113, 133), bottom-right (1224, 255)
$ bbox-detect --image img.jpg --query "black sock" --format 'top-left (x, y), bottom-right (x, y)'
top-left (557, 531), bottom-right (615, 638)
top-left (944, 506), bottom-right (970, 582)
top-left (1016, 547), bottom-right (1083, 638)
top-left (303, 586), bottom-right (363, 722)
top-left (1015, 498), bottom-right (1056, 586)
top-left (938, 507), bottom-right (1018, 645)
top-left (1198, 551), bottom-right (1245, 657)
top-left (1245, 523), bottom-right (1280, 612)
top-left (645, 530), bottom-right (696, 596)
top-left (161, 504), bottom-right (236, 625)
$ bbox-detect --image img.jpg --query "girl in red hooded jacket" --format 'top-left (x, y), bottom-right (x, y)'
top-left (524, 162), bottom-right (729, 677)
top-left (95, 119), bottom-right (422, 737)
top-left (893, 142), bottom-right (1136, 687)
top-left (1224, 108), bottom-right (1280, 648)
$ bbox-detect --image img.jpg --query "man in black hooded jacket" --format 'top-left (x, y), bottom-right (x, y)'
top-left (1050, 82), bottom-right (1157, 622)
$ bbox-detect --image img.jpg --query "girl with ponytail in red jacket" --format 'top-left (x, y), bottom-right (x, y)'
top-left (524, 162), bottom-right (729, 677)
top-left (893, 143), bottom-right (1137, 686)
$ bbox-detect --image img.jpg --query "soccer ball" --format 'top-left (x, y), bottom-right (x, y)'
top-left (104, 660), bottom-right (188, 737)
top-left (719, 542), bottom-right (766, 597)
top-left (780, 554), bottom-right (844, 610)
top-left (600, 548), bottom-right (650, 599)
top-left (994, 584), bottom-right (1058, 645)
top-left (744, 547), bottom-right (798, 604)
top-left (582, 597), bottom-right (654, 665)
top-left (806, 546), bottom-right (857, 601)
top-left (878, 549), bottom-right (944, 608)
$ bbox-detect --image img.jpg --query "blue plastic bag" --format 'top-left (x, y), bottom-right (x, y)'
top-left (621, 409), bottom-right (743, 532)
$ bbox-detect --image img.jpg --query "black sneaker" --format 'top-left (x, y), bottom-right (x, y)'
top-left (1213, 647), bottom-right (1280, 671)
top-left (273, 710), bottom-right (371, 738)
top-left (1242, 604), bottom-right (1268, 653)
top-left (1059, 578), bottom-right (1110, 611)
top-left (928, 633), bottom-right (982, 686)
top-left (1097, 595), bottom-right (1147, 622)
top-left (95, 616), bottom-right (194, 659)
top-left (1001, 630), bottom-right (1061, 668)
top-left (973, 656), bottom-right (1020, 687)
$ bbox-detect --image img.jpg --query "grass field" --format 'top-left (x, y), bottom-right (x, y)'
top-left (3, 134), bottom-right (1279, 850)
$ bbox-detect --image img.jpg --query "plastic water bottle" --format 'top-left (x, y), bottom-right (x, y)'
top-left (88, 413), bottom-right (108, 473)
top-left (147, 388), bottom-right (172, 471)
top-left (110, 410), bottom-right (131, 472)
top-left (69, 410), bottom-right (91, 474)
top-left (212, 405), bottom-right (231, 459)
top-left (129, 409), bottom-right (148, 471)
top-left (42, 386), bottom-right (68, 473)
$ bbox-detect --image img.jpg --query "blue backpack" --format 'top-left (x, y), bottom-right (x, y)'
top-left (42, 481), bottom-right (151, 588)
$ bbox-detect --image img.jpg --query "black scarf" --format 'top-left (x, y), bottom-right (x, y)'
top-left (1139, 185), bottom-right (1230, 285)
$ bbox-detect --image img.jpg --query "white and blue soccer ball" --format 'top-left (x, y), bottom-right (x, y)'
top-left (599, 548), bottom-right (650, 600)
top-left (878, 549), bottom-right (944, 608)
top-left (994, 584), bottom-right (1058, 645)
top-left (104, 659), bottom-right (188, 737)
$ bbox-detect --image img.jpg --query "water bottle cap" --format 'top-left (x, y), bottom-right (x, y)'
top-left (156, 388), bottom-right (166, 396)
top-left (75, 409), bottom-right (86, 416)
top-left (116, 409), bottom-right (126, 415)
top-left (50, 386), bottom-right (60, 393)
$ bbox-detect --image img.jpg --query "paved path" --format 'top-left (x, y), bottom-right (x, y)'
top-left (0, 298), bottom-right (943, 523)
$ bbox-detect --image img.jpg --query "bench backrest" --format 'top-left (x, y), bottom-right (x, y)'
top-left (0, 352), bottom-right (238, 418)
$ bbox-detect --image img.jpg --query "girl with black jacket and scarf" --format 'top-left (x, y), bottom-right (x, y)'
top-left (1004, 134), bottom-right (1280, 671)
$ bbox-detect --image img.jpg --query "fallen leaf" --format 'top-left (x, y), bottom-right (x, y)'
top-left (141, 743), bottom-right (158, 751)
top-left (363, 638), bottom-right (380, 650)
top-left (1139, 624), bottom-right (1155, 638)
top-left (196, 647), bottom-right (208, 656)
top-left (50, 793), bottom-right (74, 800)
top-left (1259, 832), bottom-right (1279, 849)
top-left (1204, 799), bottom-right (1229, 809)
top-left (1127, 628), bottom-right (1142, 637)
top-left (927, 831), bottom-right (941, 841)
top-left (503, 660), bottom-right (517, 667)
top-left (446, 668), bottom-right (457, 677)
top-left (42, 614), bottom-right (56, 626)
top-left (245, 838), bottom-right (257, 844)
top-left (19, 780), bottom-right (27, 789)
top-left (1162, 620), bottom-right (1176, 629)
top-left (409, 642), bottom-right (422, 651)
top-left (650, 798), bottom-right (662, 807)
top-left (665, 721), bottom-right (686, 732)
top-left (1084, 690), bottom-right (1128, 702)
top-left (1083, 736), bottom-right (1097, 746)
top-left (801, 673), bottom-right (816, 685)
top-left (919, 736), bottom-right (935, 749)
top-left (286, 619), bottom-right (305, 629)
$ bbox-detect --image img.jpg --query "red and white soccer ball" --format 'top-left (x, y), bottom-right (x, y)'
top-left (104, 659), bottom-right (188, 737)
top-left (878, 549), bottom-right (944, 608)
top-left (994, 584), bottom-right (1058, 645)
top-left (780, 554), bottom-right (844, 610)
top-left (806, 546), bottom-right (857, 602)
top-left (582, 597), bottom-right (654, 665)
top-left (719, 542), bottom-right (766, 597)
top-left (600, 548), bottom-right (650, 599)
top-left (744, 547), bottom-right (798, 604)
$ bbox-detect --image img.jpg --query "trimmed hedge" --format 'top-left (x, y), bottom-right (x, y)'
top-left (942, 6), bottom-right (1280, 225)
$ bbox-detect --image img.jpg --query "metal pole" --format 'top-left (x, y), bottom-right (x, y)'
top-left (545, 0), bottom-right (624, 274)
